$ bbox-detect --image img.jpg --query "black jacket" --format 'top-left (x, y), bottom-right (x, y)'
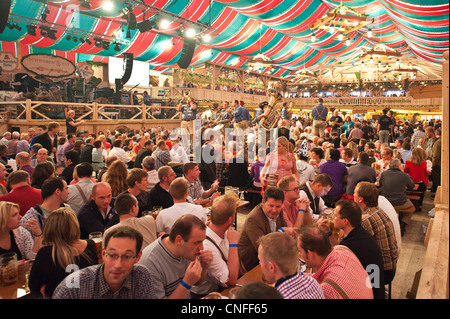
top-left (77, 198), bottom-right (119, 239)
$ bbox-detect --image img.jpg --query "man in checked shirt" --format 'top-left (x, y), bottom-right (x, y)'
top-left (53, 226), bottom-right (156, 299)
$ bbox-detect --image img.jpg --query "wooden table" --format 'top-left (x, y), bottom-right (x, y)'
top-left (221, 265), bottom-right (272, 297)
top-left (0, 260), bottom-right (33, 299)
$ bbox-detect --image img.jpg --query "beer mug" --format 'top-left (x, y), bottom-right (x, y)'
top-left (0, 252), bottom-right (18, 286)
top-left (152, 206), bottom-right (162, 219)
top-left (89, 232), bottom-right (103, 257)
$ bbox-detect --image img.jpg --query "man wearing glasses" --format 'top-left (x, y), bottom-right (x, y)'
top-left (277, 176), bottom-right (313, 228)
top-left (53, 226), bottom-right (156, 299)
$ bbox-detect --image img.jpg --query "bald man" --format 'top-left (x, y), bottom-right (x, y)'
top-left (77, 182), bottom-right (119, 239)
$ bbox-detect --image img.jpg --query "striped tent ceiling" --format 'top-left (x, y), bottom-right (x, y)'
top-left (1, 0), bottom-right (448, 83)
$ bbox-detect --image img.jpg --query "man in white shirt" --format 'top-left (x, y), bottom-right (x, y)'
top-left (109, 139), bottom-right (131, 164)
top-left (156, 177), bottom-right (209, 235)
top-left (142, 156), bottom-right (159, 191)
top-left (191, 194), bottom-right (240, 297)
top-left (67, 163), bottom-right (95, 214)
top-left (170, 140), bottom-right (189, 163)
top-left (296, 141), bottom-right (315, 185)
top-left (103, 192), bottom-right (157, 250)
top-left (298, 174), bottom-right (333, 220)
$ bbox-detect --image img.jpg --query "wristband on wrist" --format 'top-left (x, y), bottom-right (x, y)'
top-left (229, 244), bottom-right (238, 248)
top-left (209, 197), bottom-right (211, 201)
top-left (299, 209), bottom-right (306, 213)
top-left (34, 233), bottom-right (42, 237)
top-left (279, 228), bottom-right (285, 233)
top-left (180, 280), bottom-right (191, 290)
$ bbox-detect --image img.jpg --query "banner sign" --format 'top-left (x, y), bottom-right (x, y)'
top-left (21, 53), bottom-right (76, 79)
top-left (0, 51), bottom-right (18, 71)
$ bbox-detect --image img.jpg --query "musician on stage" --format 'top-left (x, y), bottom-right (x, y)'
top-left (233, 100), bottom-right (251, 132)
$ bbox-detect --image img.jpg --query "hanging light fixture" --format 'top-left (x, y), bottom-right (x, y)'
top-left (367, 29), bottom-right (372, 37)
top-left (329, 24), bottom-right (335, 33)
top-left (311, 32), bottom-right (316, 42)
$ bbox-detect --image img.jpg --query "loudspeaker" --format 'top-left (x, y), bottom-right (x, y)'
top-left (177, 38), bottom-right (196, 69)
top-left (0, 0), bottom-right (12, 34)
top-left (120, 53), bottom-right (133, 84)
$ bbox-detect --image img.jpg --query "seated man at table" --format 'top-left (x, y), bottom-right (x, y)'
top-left (53, 226), bottom-right (156, 299)
top-left (77, 182), bottom-right (119, 239)
top-left (191, 194), bottom-right (240, 298)
top-left (379, 158), bottom-right (416, 235)
top-left (156, 177), bottom-right (209, 236)
top-left (149, 166), bottom-right (176, 209)
top-left (298, 174), bottom-right (333, 220)
top-left (354, 182), bottom-right (399, 286)
top-left (103, 192), bottom-right (157, 250)
top-left (318, 199), bottom-right (386, 299)
top-left (258, 232), bottom-right (324, 299)
top-left (238, 187), bottom-right (296, 275)
top-left (278, 176), bottom-right (313, 228)
top-left (121, 168), bottom-right (152, 217)
top-left (297, 225), bottom-right (373, 299)
top-left (183, 162), bottom-right (220, 206)
top-left (137, 214), bottom-right (213, 299)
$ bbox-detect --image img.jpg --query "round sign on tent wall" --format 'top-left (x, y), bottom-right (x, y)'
top-left (21, 53), bottom-right (76, 79)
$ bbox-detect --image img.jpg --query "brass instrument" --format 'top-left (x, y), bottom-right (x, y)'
top-left (260, 93), bottom-right (283, 130)
top-left (182, 90), bottom-right (193, 103)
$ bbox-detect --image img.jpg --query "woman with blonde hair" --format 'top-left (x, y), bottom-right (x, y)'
top-left (28, 207), bottom-right (98, 298)
top-left (260, 136), bottom-right (299, 188)
top-left (104, 159), bottom-right (128, 197)
top-left (0, 201), bottom-right (41, 261)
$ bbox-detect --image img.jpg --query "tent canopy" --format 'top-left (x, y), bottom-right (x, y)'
top-left (1, 0), bottom-right (448, 82)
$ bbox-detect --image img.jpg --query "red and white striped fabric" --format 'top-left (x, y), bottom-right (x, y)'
top-left (311, 245), bottom-right (374, 299)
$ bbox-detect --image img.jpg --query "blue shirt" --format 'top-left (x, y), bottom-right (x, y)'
top-left (311, 104), bottom-right (328, 121)
top-left (180, 104), bottom-right (196, 121)
top-left (234, 106), bottom-right (251, 122)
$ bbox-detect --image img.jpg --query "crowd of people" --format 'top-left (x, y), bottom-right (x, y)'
top-left (0, 95), bottom-right (442, 300)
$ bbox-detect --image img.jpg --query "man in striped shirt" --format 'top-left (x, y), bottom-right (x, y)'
top-left (258, 232), bottom-right (324, 299)
top-left (297, 225), bottom-right (373, 299)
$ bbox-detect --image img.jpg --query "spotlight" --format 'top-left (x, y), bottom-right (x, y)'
top-left (202, 34), bottom-right (211, 43)
top-left (102, 41), bottom-right (110, 50)
top-left (311, 33), bottom-right (316, 42)
top-left (367, 29), bottom-right (373, 37)
top-left (85, 38), bottom-right (92, 45)
top-left (73, 36), bottom-right (78, 42)
top-left (94, 37), bottom-right (102, 48)
top-left (40, 26), bottom-right (57, 40)
top-left (345, 39), bottom-right (350, 46)
top-left (159, 19), bottom-right (170, 29)
top-left (114, 42), bottom-right (121, 52)
top-left (137, 19), bottom-right (157, 33)
top-left (329, 24), bottom-right (335, 33)
top-left (103, 0), bottom-right (113, 11)
top-left (66, 35), bottom-right (72, 40)
top-left (26, 25), bottom-right (37, 36)
top-left (80, 38), bottom-right (85, 43)
top-left (185, 28), bottom-right (196, 38)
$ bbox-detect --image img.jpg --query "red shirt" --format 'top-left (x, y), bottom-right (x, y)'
top-left (309, 245), bottom-right (373, 299)
top-left (404, 160), bottom-right (428, 186)
top-left (0, 185), bottom-right (43, 216)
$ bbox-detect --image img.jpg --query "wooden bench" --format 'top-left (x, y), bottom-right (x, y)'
top-left (407, 194), bottom-right (421, 212)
